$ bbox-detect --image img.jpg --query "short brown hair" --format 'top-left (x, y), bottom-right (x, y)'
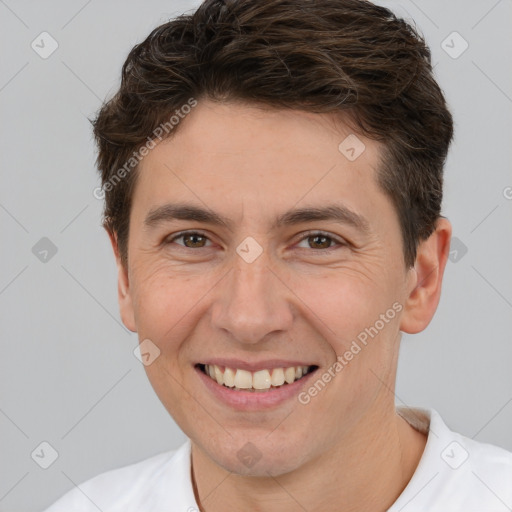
top-left (92, 0), bottom-right (453, 268)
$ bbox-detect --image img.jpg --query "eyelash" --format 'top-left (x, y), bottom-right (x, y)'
top-left (165, 230), bottom-right (346, 253)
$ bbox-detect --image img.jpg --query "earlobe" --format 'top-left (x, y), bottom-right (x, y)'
top-left (107, 229), bottom-right (137, 333)
top-left (399, 218), bottom-right (452, 334)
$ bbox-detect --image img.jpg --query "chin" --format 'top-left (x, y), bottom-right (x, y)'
top-left (203, 436), bottom-right (309, 477)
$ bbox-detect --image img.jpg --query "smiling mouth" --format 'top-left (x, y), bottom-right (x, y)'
top-left (197, 363), bottom-right (319, 392)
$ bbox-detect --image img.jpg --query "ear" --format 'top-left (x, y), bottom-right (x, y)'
top-left (399, 217), bottom-right (452, 334)
top-left (107, 229), bottom-right (137, 333)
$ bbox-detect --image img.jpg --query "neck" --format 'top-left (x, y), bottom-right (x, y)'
top-left (190, 405), bottom-right (427, 512)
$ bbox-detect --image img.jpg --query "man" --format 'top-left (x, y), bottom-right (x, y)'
top-left (43, 0), bottom-right (512, 510)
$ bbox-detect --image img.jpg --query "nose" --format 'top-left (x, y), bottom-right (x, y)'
top-left (210, 250), bottom-right (294, 345)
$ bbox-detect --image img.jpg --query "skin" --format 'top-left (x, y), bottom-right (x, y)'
top-left (108, 99), bottom-right (452, 511)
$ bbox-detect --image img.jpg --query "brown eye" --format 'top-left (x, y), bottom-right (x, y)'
top-left (308, 234), bottom-right (332, 249)
top-left (167, 231), bottom-right (211, 248)
top-left (183, 233), bottom-right (207, 248)
top-left (296, 231), bottom-right (345, 252)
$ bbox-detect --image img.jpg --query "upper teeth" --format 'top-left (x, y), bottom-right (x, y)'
top-left (204, 364), bottom-right (311, 390)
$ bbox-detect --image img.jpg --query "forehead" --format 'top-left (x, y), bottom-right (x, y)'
top-left (132, 100), bottom-right (390, 231)
top-left (155, 100), bottom-right (372, 160)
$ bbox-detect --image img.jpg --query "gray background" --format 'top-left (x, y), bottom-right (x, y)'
top-left (0, 1), bottom-right (511, 510)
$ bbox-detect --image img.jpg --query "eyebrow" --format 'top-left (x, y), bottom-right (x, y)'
top-left (143, 202), bottom-right (371, 234)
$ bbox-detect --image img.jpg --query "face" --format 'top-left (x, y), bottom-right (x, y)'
top-left (114, 100), bottom-right (426, 476)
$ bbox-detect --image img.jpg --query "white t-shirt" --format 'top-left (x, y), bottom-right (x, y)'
top-left (41, 407), bottom-right (512, 511)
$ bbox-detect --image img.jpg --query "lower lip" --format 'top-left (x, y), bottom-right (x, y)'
top-left (195, 366), bottom-right (318, 411)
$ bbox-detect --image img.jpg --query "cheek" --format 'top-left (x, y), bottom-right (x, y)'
top-left (297, 271), bottom-right (388, 333)
top-left (130, 261), bottom-right (200, 343)
top-left (129, 261), bottom-right (227, 370)
top-left (298, 270), bottom-right (402, 376)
